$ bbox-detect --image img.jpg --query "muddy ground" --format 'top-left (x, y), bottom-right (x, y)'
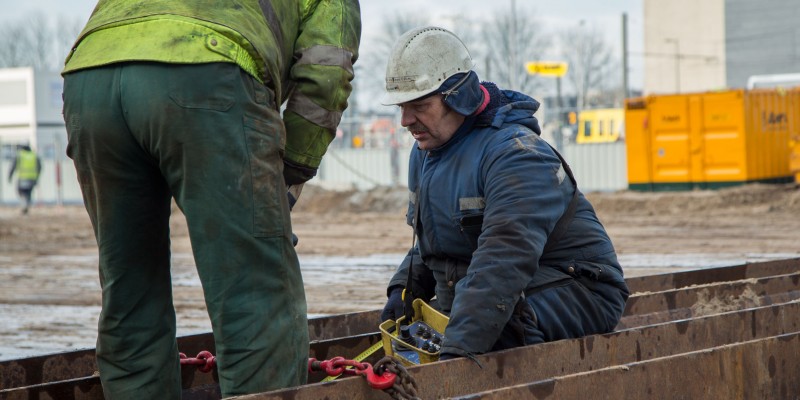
top-left (1, 182), bottom-right (799, 360)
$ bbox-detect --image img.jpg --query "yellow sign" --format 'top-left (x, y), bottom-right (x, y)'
top-left (525, 62), bottom-right (568, 77)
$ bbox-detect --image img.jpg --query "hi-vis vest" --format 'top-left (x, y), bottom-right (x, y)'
top-left (17, 150), bottom-right (39, 180)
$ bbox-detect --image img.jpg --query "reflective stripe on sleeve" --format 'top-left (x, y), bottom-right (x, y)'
top-left (286, 92), bottom-right (343, 131)
top-left (295, 45), bottom-right (355, 75)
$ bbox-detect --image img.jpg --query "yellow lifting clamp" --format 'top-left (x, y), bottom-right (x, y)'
top-left (379, 298), bottom-right (450, 366)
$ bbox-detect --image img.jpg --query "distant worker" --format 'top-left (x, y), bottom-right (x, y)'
top-left (379, 27), bottom-right (630, 361)
top-left (7, 144), bottom-right (41, 215)
top-left (61, 1), bottom-right (360, 398)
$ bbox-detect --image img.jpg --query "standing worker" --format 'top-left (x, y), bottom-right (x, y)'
top-left (379, 27), bottom-right (629, 361)
top-left (7, 144), bottom-right (41, 215)
top-left (61, 1), bottom-right (360, 398)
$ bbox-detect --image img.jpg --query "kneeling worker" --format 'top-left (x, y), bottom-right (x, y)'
top-left (379, 26), bottom-right (630, 361)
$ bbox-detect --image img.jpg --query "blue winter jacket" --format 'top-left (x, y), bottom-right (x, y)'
top-left (388, 85), bottom-right (627, 356)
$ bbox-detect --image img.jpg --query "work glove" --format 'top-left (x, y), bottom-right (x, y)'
top-left (283, 160), bottom-right (317, 186)
top-left (380, 286), bottom-right (405, 322)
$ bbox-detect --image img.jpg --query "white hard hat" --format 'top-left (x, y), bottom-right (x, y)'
top-left (381, 26), bottom-right (474, 105)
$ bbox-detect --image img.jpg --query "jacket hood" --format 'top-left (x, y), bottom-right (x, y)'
top-left (423, 83), bottom-right (543, 153)
top-left (475, 82), bottom-right (541, 135)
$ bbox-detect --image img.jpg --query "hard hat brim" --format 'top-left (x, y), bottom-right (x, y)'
top-left (380, 88), bottom-right (437, 106)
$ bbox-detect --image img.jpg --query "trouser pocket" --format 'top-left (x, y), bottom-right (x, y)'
top-left (242, 113), bottom-right (284, 237)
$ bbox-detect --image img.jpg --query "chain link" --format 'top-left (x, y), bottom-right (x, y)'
top-left (179, 351), bottom-right (216, 373)
top-left (374, 356), bottom-right (420, 400)
top-left (184, 353), bottom-right (413, 396)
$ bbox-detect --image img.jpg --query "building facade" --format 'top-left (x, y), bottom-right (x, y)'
top-left (643, 0), bottom-right (800, 94)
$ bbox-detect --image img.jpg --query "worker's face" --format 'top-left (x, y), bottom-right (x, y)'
top-left (399, 95), bottom-right (465, 150)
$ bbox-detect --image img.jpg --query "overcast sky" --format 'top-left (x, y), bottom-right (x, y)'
top-left (0, 1), bottom-right (642, 26)
top-left (0, 0), bottom-right (644, 91)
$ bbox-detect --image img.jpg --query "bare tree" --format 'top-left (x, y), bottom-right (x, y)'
top-left (55, 15), bottom-right (87, 67)
top-left (28, 13), bottom-right (55, 69)
top-left (0, 11), bottom-right (83, 70)
top-left (479, 4), bottom-right (550, 96)
top-left (0, 18), bottom-right (33, 68)
top-left (354, 13), bottom-right (431, 113)
top-left (559, 23), bottom-right (619, 110)
top-left (371, 14), bottom-right (432, 62)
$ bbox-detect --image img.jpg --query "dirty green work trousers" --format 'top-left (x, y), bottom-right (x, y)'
top-left (63, 62), bottom-right (308, 398)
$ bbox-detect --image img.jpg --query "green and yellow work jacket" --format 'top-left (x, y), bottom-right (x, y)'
top-left (63, 0), bottom-right (361, 169)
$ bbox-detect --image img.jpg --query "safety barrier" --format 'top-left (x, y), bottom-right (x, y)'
top-left (0, 141), bottom-right (628, 206)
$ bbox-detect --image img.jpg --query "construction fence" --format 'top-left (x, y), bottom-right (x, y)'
top-left (0, 143), bottom-right (627, 207)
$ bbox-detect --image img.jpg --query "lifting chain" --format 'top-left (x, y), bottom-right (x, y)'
top-left (374, 356), bottom-right (421, 400)
top-left (179, 351), bottom-right (420, 399)
top-left (179, 351), bottom-right (216, 373)
top-left (308, 356), bottom-right (397, 391)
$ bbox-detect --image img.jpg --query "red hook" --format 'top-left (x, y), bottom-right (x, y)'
top-left (308, 357), bottom-right (397, 390)
top-left (357, 363), bottom-right (396, 390)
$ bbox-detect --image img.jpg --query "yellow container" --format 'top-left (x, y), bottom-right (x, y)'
top-left (787, 88), bottom-right (800, 183)
top-left (379, 298), bottom-right (450, 366)
top-left (626, 89), bottom-right (796, 191)
top-left (625, 98), bottom-right (651, 189)
top-left (575, 108), bottom-right (624, 144)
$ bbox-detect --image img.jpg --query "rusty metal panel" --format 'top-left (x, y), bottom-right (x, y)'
top-left (463, 333), bottom-right (800, 399)
top-left (308, 310), bottom-right (381, 341)
top-left (7, 259), bottom-right (795, 390)
top-left (4, 259), bottom-right (800, 398)
top-left (0, 312), bottom-right (380, 391)
top-left (0, 376), bottom-right (105, 400)
top-left (625, 257), bottom-right (800, 293)
top-left (0, 335), bottom-right (382, 397)
top-left (0, 331), bottom-right (218, 390)
top-left (0, 351), bottom-right (96, 391)
top-left (6, 301), bottom-right (800, 399)
top-left (622, 271), bottom-right (800, 318)
top-left (237, 301), bottom-right (800, 399)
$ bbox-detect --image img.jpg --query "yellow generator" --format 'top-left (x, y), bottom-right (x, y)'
top-left (625, 89), bottom-right (798, 191)
top-left (575, 108), bottom-right (624, 144)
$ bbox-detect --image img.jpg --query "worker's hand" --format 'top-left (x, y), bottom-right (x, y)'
top-left (380, 287), bottom-right (405, 322)
top-left (283, 160), bottom-right (317, 186)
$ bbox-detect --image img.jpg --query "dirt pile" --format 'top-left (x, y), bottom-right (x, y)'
top-left (586, 183), bottom-right (800, 216)
top-left (291, 181), bottom-right (800, 217)
top-left (5, 182), bottom-right (797, 257)
top-left (292, 184), bottom-right (409, 214)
